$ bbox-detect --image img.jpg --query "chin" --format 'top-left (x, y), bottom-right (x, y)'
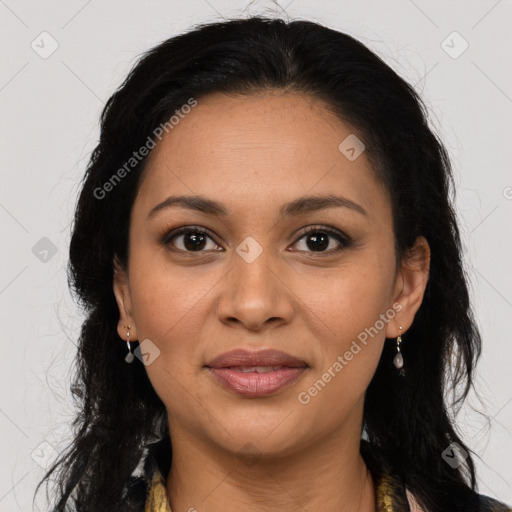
top-left (203, 409), bottom-right (310, 459)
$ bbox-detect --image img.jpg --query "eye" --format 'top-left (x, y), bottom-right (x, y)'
top-left (160, 225), bottom-right (351, 255)
top-left (161, 226), bottom-right (222, 253)
top-left (291, 225), bottom-right (351, 255)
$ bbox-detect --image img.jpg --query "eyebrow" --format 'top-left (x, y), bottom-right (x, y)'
top-left (147, 194), bottom-right (368, 220)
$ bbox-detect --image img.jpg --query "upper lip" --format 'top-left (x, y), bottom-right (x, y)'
top-left (205, 349), bottom-right (308, 369)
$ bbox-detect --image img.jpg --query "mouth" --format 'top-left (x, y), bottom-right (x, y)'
top-left (225, 365), bottom-right (294, 373)
top-left (205, 349), bottom-right (308, 398)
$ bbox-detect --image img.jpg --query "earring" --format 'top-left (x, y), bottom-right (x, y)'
top-left (393, 326), bottom-right (405, 376)
top-left (124, 325), bottom-right (134, 363)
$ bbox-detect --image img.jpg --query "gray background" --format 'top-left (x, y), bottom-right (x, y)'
top-left (0, 0), bottom-right (511, 509)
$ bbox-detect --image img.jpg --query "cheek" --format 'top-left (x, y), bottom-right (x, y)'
top-left (130, 271), bottom-right (207, 356)
top-left (127, 262), bottom-right (207, 413)
top-left (126, 248), bottom-right (223, 405)
top-left (127, 241), bottom-right (208, 338)
top-left (308, 255), bottom-right (394, 342)
top-left (298, 255), bottom-right (394, 395)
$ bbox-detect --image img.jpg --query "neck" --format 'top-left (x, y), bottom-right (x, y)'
top-left (165, 420), bottom-right (376, 512)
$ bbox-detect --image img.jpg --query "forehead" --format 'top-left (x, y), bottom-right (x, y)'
top-left (135, 91), bottom-right (389, 220)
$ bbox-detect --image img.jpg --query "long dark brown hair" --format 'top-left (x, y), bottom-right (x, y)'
top-left (37, 15), bottom-right (490, 511)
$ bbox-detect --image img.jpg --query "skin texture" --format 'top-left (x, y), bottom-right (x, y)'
top-left (113, 90), bottom-right (431, 512)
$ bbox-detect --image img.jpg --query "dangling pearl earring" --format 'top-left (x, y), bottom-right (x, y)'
top-left (124, 325), bottom-right (134, 363)
top-left (393, 326), bottom-right (405, 376)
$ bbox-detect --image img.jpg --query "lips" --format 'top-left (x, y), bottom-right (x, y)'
top-left (206, 349), bottom-right (308, 369)
top-left (205, 349), bottom-right (308, 398)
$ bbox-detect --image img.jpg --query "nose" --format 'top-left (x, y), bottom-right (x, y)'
top-left (215, 249), bottom-right (295, 332)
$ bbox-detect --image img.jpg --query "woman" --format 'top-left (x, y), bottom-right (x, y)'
top-left (38, 15), bottom-right (511, 512)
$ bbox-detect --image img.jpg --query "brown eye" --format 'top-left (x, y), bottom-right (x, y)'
top-left (162, 227), bottom-right (222, 253)
top-left (160, 225), bottom-right (351, 256)
top-left (291, 226), bottom-right (351, 254)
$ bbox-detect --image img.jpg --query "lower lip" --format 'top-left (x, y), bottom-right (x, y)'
top-left (207, 367), bottom-right (307, 397)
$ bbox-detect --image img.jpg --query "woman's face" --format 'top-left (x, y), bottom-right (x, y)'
top-left (114, 90), bottom-right (429, 458)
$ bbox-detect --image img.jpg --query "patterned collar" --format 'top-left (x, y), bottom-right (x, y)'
top-left (144, 469), bottom-right (172, 512)
top-left (143, 439), bottom-right (417, 512)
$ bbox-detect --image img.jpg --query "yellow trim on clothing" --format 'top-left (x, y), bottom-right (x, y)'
top-left (144, 469), bottom-right (172, 512)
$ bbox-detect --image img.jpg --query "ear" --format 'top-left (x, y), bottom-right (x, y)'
top-left (385, 235), bottom-right (431, 338)
top-left (113, 255), bottom-right (138, 341)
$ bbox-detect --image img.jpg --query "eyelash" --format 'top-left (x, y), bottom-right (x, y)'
top-left (159, 225), bottom-right (352, 256)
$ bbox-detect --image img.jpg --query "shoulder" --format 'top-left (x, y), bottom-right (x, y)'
top-left (360, 439), bottom-right (512, 512)
top-left (478, 493), bottom-right (512, 512)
